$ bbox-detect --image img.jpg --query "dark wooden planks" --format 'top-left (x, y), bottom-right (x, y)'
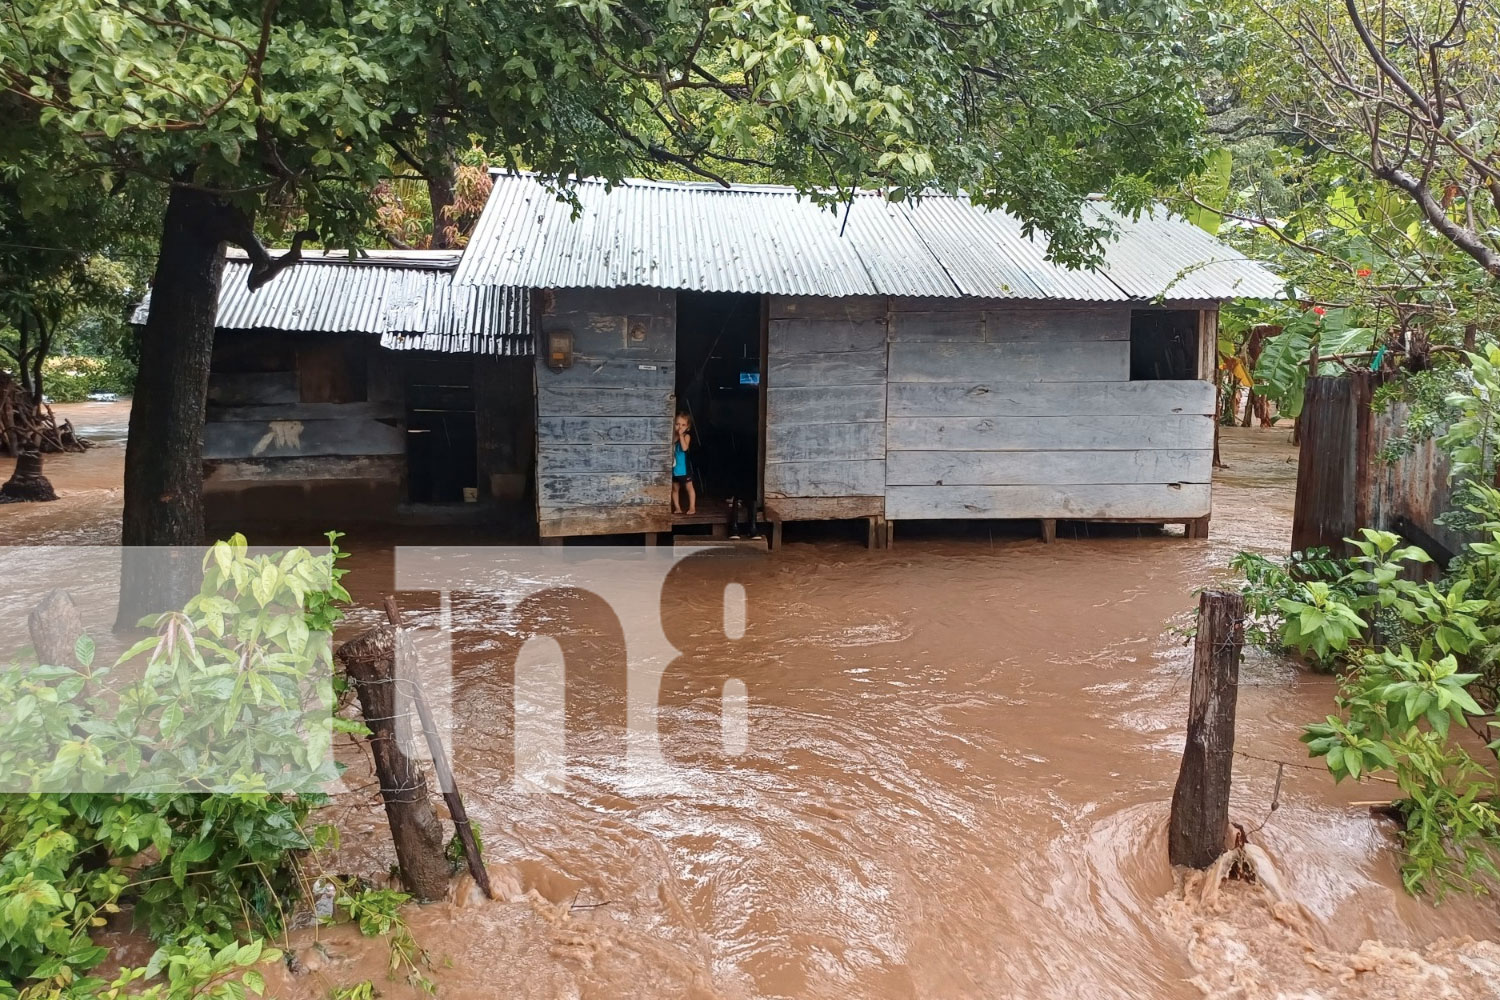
top-left (537, 472), bottom-right (670, 507)
top-left (535, 359), bottom-right (676, 390)
top-left (765, 496), bottom-right (884, 522)
top-left (537, 385), bottom-right (670, 417)
top-left (203, 418), bottom-right (405, 460)
top-left (768, 295), bottom-right (885, 323)
top-left (204, 455), bottom-right (404, 485)
top-left (769, 350), bottom-right (886, 388)
top-left (536, 444), bottom-right (667, 475)
top-left (537, 416), bottom-right (673, 445)
top-left (208, 372), bottom-right (299, 406)
top-left (767, 318), bottom-right (886, 354)
top-left (538, 507), bottom-right (674, 538)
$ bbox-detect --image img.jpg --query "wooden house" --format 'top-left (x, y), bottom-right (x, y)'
top-left (133, 249), bottom-right (534, 529)
top-left (450, 173), bottom-right (1282, 545)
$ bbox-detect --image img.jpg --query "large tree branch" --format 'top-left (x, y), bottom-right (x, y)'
top-left (209, 199), bottom-right (314, 290)
top-left (1342, 0), bottom-right (1435, 119)
top-left (1373, 163), bottom-right (1500, 278)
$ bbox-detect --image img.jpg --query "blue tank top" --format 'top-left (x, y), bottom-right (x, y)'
top-left (673, 441), bottom-right (687, 476)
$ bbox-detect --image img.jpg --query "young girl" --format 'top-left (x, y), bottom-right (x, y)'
top-left (672, 412), bottom-right (696, 515)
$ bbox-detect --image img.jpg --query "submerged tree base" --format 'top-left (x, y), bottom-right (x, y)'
top-left (0, 452), bottom-right (57, 502)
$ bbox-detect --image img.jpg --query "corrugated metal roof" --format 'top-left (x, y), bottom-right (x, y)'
top-left (455, 172), bottom-right (1284, 302)
top-left (132, 249), bottom-right (532, 355)
top-left (1087, 204), bottom-right (1286, 301)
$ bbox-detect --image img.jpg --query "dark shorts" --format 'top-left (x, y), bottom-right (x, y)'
top-left (673, 474), bottom-right (689, 484)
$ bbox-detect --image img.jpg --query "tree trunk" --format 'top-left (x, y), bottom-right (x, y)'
top-left (337, 625), bottom-right (451, 901)
top-left (28, 589), bottom-right (84, 667)
top-left (0, 451), bottom-right (57, 502)
top-left (426, 160), bottom-right (458, 249)
top-left (116, 185), bottom-right (228, 627)
top-left (1168, 590), bottom-right (1245, 869)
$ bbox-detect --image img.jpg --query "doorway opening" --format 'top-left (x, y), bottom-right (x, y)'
top-left (404, 355), bottom-right (478, 503)
top-left (675, 291), bottom-right (763, 518)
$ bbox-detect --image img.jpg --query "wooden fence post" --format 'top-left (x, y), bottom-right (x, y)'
top-left (29, 589), bottom-right (83, 666)
top-left (382, 598), bottom-right (493, 900)
top-left (336, 627), bottom-right (451, 901)
top-left (1168, 590), bottom-right (1245, 869)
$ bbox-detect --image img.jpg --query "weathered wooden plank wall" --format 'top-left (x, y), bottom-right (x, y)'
top-left (1367, 398), bottom-right (1468, 558)
top-left (204, 335), bottom-right (404, 472)
top-left (1293, 373), bottom-right (1468, 559)
top-left (1290, 376), bottom-right (1360, 552)
top-left (202, 332), bottom-right (409, 526)
top-left (884, 301), bottom-right (1214, 521)
top-left (764, 296), bottom-right (887, 518)
top-left (535, 287), bottom-right (675, 536)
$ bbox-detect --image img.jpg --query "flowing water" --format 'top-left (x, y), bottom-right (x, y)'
top-left (6, 407), bottom-right (1500, 999)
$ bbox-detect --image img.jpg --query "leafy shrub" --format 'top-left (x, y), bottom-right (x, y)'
top-left (40, 356), bottom-right (136, 402)
top-left (0, 534), bottom-right (351, 994)
top-left (1235, 525), bottom-right (1500, 894)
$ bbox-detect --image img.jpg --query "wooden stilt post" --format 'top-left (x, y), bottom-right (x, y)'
top-left (1040, 519), bottom-right (1057, 544)
top-left (1168, 590), bottom-right (1245, 869)
top-left (383, 598), bottom-right (493, 900)
top-left (336, 626), bottom-right (451, 901)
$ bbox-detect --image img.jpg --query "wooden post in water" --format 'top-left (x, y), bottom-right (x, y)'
top-left (1168, 590), bottom-right (1245, 869)
top-left (336, 626), bottom-right (451, 901)
top-left (382, 597), bottom-right (494, 900)
top-left (29, 589), bottom-right (83, 666)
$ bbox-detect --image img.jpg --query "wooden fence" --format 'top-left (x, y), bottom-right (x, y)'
top-left (1292, 373), bottom-right (1466, 559)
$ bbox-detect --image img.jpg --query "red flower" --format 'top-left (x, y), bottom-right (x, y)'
top-left (1313, 306), bottom-right (1327, 316)
top-left (1357, 268), bottom-right (1372, 277)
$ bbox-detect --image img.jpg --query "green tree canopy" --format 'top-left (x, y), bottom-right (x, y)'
top-left (0, 0), bottom-right (1219, 611)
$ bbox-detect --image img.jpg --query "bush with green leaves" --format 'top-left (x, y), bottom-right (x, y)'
top-left (1239, 526), bottom-right (1500, 894)
top-left (39, 356), bottom-right (136, 403)
top-left (0, 534), bottom-right (352, 995)
top-left (1233, 372), bottom-right (1500, 894)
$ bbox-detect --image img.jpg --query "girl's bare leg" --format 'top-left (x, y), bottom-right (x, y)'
top-left (685, 481), bottom-right (696, 515)
top-left (672, 482), bottom-right (682, 514)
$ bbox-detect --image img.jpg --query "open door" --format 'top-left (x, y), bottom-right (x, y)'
top-left (674, 291), bottom-right (763, 521)
top-left (404, 355), bottom-right (478, 503)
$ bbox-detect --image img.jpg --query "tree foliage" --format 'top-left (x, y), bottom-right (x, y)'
top-left (0, 0), bottom-right (1216, 262)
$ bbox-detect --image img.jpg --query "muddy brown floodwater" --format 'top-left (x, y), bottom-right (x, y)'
top-left (5, 408), bottom-right (1500, 999)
